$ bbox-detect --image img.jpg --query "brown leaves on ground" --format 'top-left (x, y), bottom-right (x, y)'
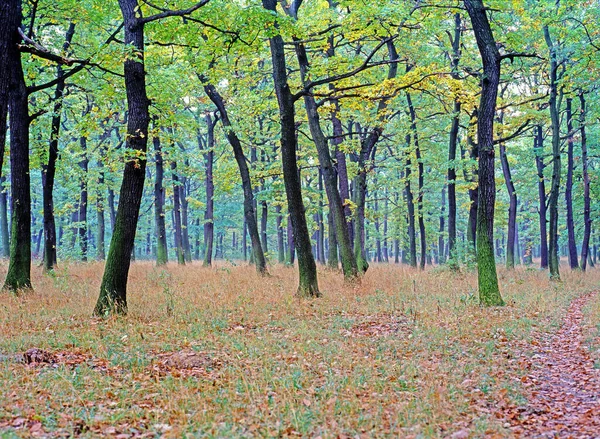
top-left (151, 349), bottom-right (225, 378)
top-left (497, 292), bottom-right (600, 438)
top-left (340, 313), bottom-right (413, 338)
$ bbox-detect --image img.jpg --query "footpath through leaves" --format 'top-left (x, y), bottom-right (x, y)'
top-left (502, 292), bottom-right (600, 438)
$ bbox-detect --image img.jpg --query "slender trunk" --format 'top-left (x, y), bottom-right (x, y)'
top-left (406, 91), bottom-right (426, 270)
top-left (201, 116), bottom-right (215, 267)
top-left (3, 0), bottom-right (32, 290)
top-left (447, 13), bottom-right (462, 259)
top-left (499, 142), bottom-right (517, 269)
top-left (96, 148), bottom-right (106, 260)
top-left (327, 208), bottom-right (338, 268)
top-left (287, 215), bottom-right (295, 265)
top-left (41, 23), bottom-right (75, 271)
top-left (579, 92), bottom-right (592, 271)
top-left (404, 136), bottom-right (417, 268)
top-left (276, 205), bottom-right (285, 263)
top-left (544, 25), bottom-right (561, 280)
top-left (294, 41), bottom-right (357, 279)
top-left (0, 177), bottom-right (8, 258)
top-left (464, 0), bottom-right (504, 305)
top-left (153, 129), bottom-right (168, 265)
top-left (534, 126), bottom-right (548, 269)
top-left (171, 159), bottom-right (185, 265)
top-left (439, 186), bottom-right (446, 264)
top-left (465, 117), bottom-right (479, 252)
top-left (78, 137), bottom-right (89, 261)
top-left (201, 81), bottom-right (267, 274)
top-left (565, 98), bottom-right (578, 269)
top-left (263, 0), bottom-right (318, 296)
top-left (95, 0), bottom-right (151, 315)
top-left (180, 174), bottom-right (192, 262)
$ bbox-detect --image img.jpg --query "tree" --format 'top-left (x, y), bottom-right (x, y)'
top-left (463, 0), bottom-right (504, 306)
top-left (262, 0), bottom-right (319, 297)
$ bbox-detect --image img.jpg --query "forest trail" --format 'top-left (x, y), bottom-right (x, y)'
top-left (507, 292), bottom-right (600, 438)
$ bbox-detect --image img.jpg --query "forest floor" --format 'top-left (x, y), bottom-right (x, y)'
top-left (0, 262), bottom-right (599, 438)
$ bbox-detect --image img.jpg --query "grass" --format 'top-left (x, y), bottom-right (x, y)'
top-left (0, 261), bottom-right (599, 438)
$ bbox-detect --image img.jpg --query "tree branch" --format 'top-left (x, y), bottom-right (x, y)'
top-left (493, 119), bottom-right (532, 145)
top-left (293, 36), bottom-right (399, 101)
top-left (141, 0), bottom-right (211, 24)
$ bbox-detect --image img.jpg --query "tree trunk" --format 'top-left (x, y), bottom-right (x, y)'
top-left (3, 0), bottom-right (32, 291)
top-left (438, 186), bottom-right (446, 264)
top-left (202, 81), bottom-right (267, 274)
top-left (153, 129), bottom-right (168, 265)
top-left (263, 0), bottom-right (319, 296)
top-left (564, 98), bottom-right (578, 270)
top-left (294, 41), bottom-right (358, 280)
top-left (276, 205), bottom-right (285, 264)
top-left (406, 91), bottom-right (426, 270)
top-left (534, 125), bottom-right (549, 269)
top-left (404, 136), bottom-right (417, 268)
top-left (327, 209), bottom-right (338, 268)
top-left (464, 0), bottom-right (504, 306)
top-left (499, 142), bottom-right (517, 269)
top-left (95, 0), bottom-right (151, 315)
top-left (287, 215), bottom-right (295, 265)
top-left (579, 92), bottom-right (592, 271)
top-left (447, 13), bottom-right (462, 260)
top-left (0, 177), bottom-right (9, 258)
top-left (78, 136), bottom-right (88, 261)
top-left (544, 25), bottom-right (561, 280)
top-left (201, 114), bottom-right (215, 267)
top-left (171, 159), bottom-right (185, 265)
top-left (41, 23), bottom-right (76, 271)
top-left (180, 174), bottom-right (192, 262)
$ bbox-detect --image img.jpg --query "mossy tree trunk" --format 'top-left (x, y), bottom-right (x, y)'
top-left (263, 0), bottom-right (319, 296)
top-left (94, 0), bottom-right (150, 315)
top-left (464, 0), bottom-right (504, 306)
top-left (3, 0), bottom-right (32, 291)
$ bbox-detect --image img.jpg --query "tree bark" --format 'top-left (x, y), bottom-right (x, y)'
top-left (293, 41), bottom-right (358, 279)
top-left (263, 0), bottom-right (319, 297)
top-left (499, 141), bottom-right (517, 269)
top-left (201, 114), bottom-right (215, 267)
top-left (447, 13), bottom-right (462, 260)
top-left (404, 135), bottom-right (417, 268)
top-left (78, 136), bottom-right (89, 261)
top-left (153, 128), bottom-right (168, 265)
top-left (406, 91), bottom-right (426, 270)
top-left (0, 177), bottom-right (9, 258)
top-left (579, 92), bottom-right (592, 271)
top-left (564, 98), bottom-right (578, 269)
top-left (171, 159), bottom-right (185, 265)
top-left (41, 22), bottom-right (75, 271)
top-left (201, 81), bottom-right (267, 274)
top-left (95, 0), bottom-right (151, 315)
top-left (464, 0), bottom-right (504, 306)
top-left (3, 0), bottom-right (32, 291)
top-left (544, 25), bottom-right (561, 280)
top-left (534, 125), bottom-right (548, 269)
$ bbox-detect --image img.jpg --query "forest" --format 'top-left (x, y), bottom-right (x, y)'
top-left (1, 0), bottom-right (600, 437)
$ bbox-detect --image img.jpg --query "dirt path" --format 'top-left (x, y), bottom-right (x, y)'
top-left (508, 292), bottom-right (600, 438)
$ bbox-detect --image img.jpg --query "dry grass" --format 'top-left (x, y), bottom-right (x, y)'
top-left (1, 261), bottom-right (598, 438)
